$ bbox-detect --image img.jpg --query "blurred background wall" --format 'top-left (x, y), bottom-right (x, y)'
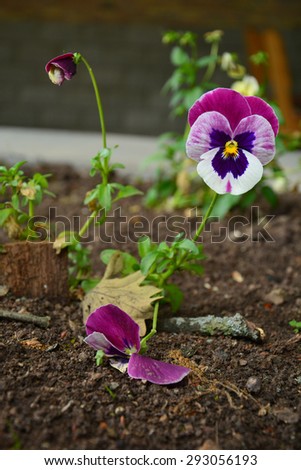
top-left (0, 0), bottom-right (300, 136)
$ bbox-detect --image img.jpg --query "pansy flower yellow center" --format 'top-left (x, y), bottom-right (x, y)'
top-left (224, 140), bottom-right (239, 158)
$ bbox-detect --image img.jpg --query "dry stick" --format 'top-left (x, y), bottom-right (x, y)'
top-left (158, 313), bottom-right (265, 342)
top-left (0, 309), bottom-right (51, 328)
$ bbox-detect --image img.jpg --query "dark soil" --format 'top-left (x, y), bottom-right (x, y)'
top-left (1, 163), bottom-right (301, 450)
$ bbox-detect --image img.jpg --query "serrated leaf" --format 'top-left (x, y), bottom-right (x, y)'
top-left (82, 271), bottom-right (163, 336)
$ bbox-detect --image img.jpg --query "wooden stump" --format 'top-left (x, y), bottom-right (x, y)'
top-left (0, 241), bottom-right (69, 298)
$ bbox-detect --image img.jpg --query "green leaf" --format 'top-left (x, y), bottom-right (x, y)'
top-left (183, 87), bottom-right (204, 110)
top-left (99, 148), bottom-right (112, 159)
top-left (239, 190), bottom-right (257, 209)
top-left (196, 55), bottom-right (218, 68)
top-left (0, 208), bottom-right (14, 226)
top-left (84, 187), bottom-right (98, 204)
top-left (138, 236), bottom-right (154, 258)
top-left (81, 278), bottom-right (100, 293)
top-left (100, 249), bottom-right (138, 276)
top-left (156, 258), bottom-right (171, 274)
top-left (95, 350), bottom-right (105, 366)
top-left (100, 249), bottom-right (118, 265)
top-left (170, 46), bottom-right (189, 66)
top-left (183, 263), bottom-right (204, 276)
top-left (140, 251), bottom-right (159, 275)
top-left (261, 185), bottom-right (278, 208)
top-left (97, 183), bottom-right (112, 211)
top-left (11, 194), bottom-right (19, 210)
top-left (33, 173), bottom-right (49, 188)
top-left (176, 238), bottom-right (199, 254)
top-left (164, 283), bottom-right (184, 313)
top-left (114, 184), bottom-right (143, 202)
top-left (212, 193), bottom-right (240, 218)
top-left (110, 163), bottom-right (125, 171)
top-left (289, 319), bottom-right (301, 333)
top-left (119, 252), bottom-right (140, 276)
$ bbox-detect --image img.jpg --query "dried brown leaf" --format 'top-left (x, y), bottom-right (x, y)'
top-left (82, 271), bottom-right (162, 336)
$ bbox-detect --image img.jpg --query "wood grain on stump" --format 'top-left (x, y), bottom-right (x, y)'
top-left (0, 242), bottom-right (69, 298)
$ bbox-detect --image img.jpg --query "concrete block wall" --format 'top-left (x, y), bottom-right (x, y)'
top-left (0, 18), bottom-right (299, 136)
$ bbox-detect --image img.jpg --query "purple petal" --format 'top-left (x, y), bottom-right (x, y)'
top-left (245, 96), bottom-right (279, 136)
top-left (127, 353), bottom-right (190, 385)
top-left (234, 115), bottom-right (276, 165)
top-left (186, 111), bottom-right (232, 161)
top-left (188, 88), bottom-right (251, 132)
top-left (45, 53), bottom-right (76, 81)
top-left (196, 148), bottom-right (263, 195)
top-left (84, 332), bottom-right (126, 356)
top-left (85, 304), bottom-right (140, 355)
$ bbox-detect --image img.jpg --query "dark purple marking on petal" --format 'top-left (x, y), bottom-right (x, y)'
top-left (127, 353), bottom-right (191, 385)
top-left (212, 149), bottom-right (249, 179)
top-left (209, 128), bottom-right (231, 149)
top-left (109, 357), bottom-right (130, 374)
top-left (235, 131), bottom-right (255, 153)
top-left (85, 304), bottom-right (140, 355)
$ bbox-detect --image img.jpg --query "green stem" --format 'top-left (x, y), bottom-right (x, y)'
top-left (141, 193), bottom-right (218, 347)
top-left (193, 191), bottom-right (218, 241)
top-left (28, 200), bottom-right (34, 218)
top-left (78, 209), bottom-right (98, 238)
top-left (158, 191), bottom-right (219, 285)
top-left (140, 301), bottom-right (160, 349)
top-left (202, 41), bottom-right (219, 84)
top-left (80, 55), bottom-right (107, 149)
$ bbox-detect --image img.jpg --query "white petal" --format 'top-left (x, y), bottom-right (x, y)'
top-left (196, 148), bottom-right (263, 195)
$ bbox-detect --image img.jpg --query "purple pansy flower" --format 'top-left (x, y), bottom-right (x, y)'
top-left (84, 304), bottom-right (190, 385)
top-left (186, 88), bottom-right (279, 195)
top-left (45, 53), bottom-right (76, 86)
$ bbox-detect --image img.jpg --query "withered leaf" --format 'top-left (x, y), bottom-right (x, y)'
top-left (82, 270), bottom-right (162, 336)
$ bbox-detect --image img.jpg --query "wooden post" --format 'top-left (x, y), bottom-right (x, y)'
top-left (0, 241), bottom-right (69, 298)
top-left (245, 28), bottom-right (300, 132)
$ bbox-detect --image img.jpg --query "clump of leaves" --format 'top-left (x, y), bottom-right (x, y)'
top-left (99, 233), bottom-right (204, 313)
top-left (54, 147), bottom-right (143, 292)
top-left (0, 161), bottom-right (54, 240)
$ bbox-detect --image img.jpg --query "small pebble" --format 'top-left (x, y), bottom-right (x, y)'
top-left (246, 376), bottom-right (261, 394)
top-left (115, 406), bottom-right (125, 415)
top-left (239, 359), bottom-right (248, 366)
top-left (109, 382), bottom-right (120, 391)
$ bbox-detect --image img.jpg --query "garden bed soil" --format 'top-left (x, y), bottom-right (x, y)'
top-left (1, 163), bottom-right (301, 450)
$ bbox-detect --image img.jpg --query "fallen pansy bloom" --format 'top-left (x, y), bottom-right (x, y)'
top-left (45, 53), bottom-right (77, 86)
top-left (84, 304), bottom-right (190, 385)
top-left (186, 87), bottom-right (279, 195)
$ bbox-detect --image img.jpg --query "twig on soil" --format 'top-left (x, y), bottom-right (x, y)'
top-left (158, 312), bottom-right (265, 342)
top-left (0, 309), bottom-right (51, 328)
